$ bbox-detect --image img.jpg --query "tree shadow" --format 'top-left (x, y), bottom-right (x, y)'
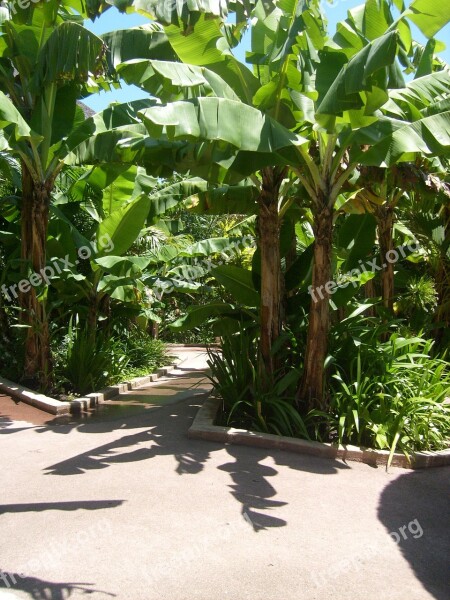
top-left (0, 414), bottom-right (16, 433)
top-left (377, 468), bottom-right (450, 600)
top-left (42, 397), bottom-right (348, 529)
top-left (218, 443), bottom-right (350, 531)
top-left (0, 414), bottom-right (13, 428)
top-left (0, 571), bottom-right (115, 599)
top-left (0, 396), bottom-right (72, 434)
top-left (0, 398), bottom-right (32, 434)
top-left (0, 500), bottom-right (125, 515)
top-left (43, 399), bottom-right (218, 477)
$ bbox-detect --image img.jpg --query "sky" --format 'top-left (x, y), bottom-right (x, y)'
top-left (83, 1), bottom-right (450, 112)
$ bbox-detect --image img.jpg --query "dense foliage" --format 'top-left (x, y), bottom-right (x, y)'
top-left (0, 0), bottom-right (448, 461)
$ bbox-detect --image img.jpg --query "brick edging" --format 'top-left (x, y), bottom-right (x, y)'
top-left (187, 395), bottom-right (450, 470)
top-left (0, 359), bottom-right (182, 416)
top-left (70, 360), bottom-right (182, 414)
top-left (0, 377), bottom-right (71, 415)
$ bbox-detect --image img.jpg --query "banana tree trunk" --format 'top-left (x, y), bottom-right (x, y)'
top-left (87, 296), bottom-right (98, 334)
top-left (258, 167), bottom-right (285, 385)
top-left (376, 205), bottom-right (395, 312)
top-left (297, 203), bottom-right (333, 412)
top-left (0, 298), bottom-right (10, 342)
top-left (364, 277), bottom-right (377, 317)
top-left (150, 321), bottom-right (159, 339)
top-left (20, 165), bottom-right (52, 388)
top-left (434, 204), bottom-right (450, 343)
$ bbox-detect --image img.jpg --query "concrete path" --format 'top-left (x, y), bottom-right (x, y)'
top-left (0, 346), bottom-right (448, 600)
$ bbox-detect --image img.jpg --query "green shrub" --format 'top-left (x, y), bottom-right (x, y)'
top-left (327, 335), bottom-right (450, 467)
top-left (209, 310), bottom-right (449, 468)
top-left (0, 326), bottom-right (24, 382)
top-left (207, 326), bottom-right (310, 439)
top-left (116, 324), bottom-right (167, 377)
top-left (58, 321), bottom-right (129, 395)
top-left (396, 275), bottom-right (438, 330)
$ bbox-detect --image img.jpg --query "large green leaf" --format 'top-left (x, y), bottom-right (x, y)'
top-left (138, 97), bottom-right (307, 155)
top-left (405, 0), bottom-right (450, 38)
top-left (211, 265), bottom-right (260, 306)
top-left (170, 302), bottom-right (236, 330)
top-left (101, 167), bottom-right (138, 217)
top-left (316, 31), bottom-right (399, 116)
top-left (32, 21), bottom-right (106, 90)
top-left (362, 0), bottom-right (393, 41)
top-left (389, 69), bottom-right (450, 110)
top-left (62, 99), bottom-right (151, 162)
top-left (102, 23), bottom-right (177, 70)
top-left (339, 213), bottom-right (377, 272)
top-left (70, 164), bottom-right (135, 200)
top-left (96, 194), bottom-right (151, 257)
top-left (117, 59), bottom-right (240, 101)
top-left (182, 237), bottom-right (247, 257)
top-left (64, 100), bottom-right (235, 182)
top-left (164, 16), bottom-right (260, 103)
top-left (0, 91), bottom-right (36, 143)
top-left (132, 0), bottom-right (230, 26)
top-left (94, 255), bottom-right (151, 276)
top-left (356, 111), bottom-right (450, 166)
top-left (66, 95), bottom-right (303, 183)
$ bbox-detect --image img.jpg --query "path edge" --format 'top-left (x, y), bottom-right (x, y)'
top-left (0, 352), bottom-right (184, 416)
top-left (187, 395), bottom-right (450, 470)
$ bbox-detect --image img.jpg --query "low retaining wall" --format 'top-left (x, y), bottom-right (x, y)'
top-left (0, 362), bottom-right (180, 416)
top-left (0, 377), bottom-right (71, 415)
top-left (188, 395), bottom-right (450, 470)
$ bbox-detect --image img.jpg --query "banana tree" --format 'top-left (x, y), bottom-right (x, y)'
top-left (66, 91), bottom-right (308, 379)
top-left (75, 0), bottom-right (450, 409)
top-left (99, 2), bottom-right (322, 382)
top-left (0, 0), bottom-right (193, 387)
top-left (49, 162), bottom-right (259, 338)
top-left (0, 1), bottom-right (118, 385)
top-left (355, 64), bottom-right (450, 311)
top-left (288, 0), bottom-right (450, 409)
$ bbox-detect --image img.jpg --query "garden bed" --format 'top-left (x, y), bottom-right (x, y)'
top-left (188, 395), bottom-right (450, 470)
top-left (0, 360), bottom-right (180, 416)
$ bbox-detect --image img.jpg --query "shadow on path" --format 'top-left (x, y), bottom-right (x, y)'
top-left (0, 414), bottom-right (13, 428)
top-left (0, 411), bottom-right (31, 435)
top-left (0, 500), bottom-right (125, 515)
top-left (0, 571), bottom-right (115, 599)
top-left (42, 398), bottom-right (348, 529)
top-left (217, 443), bottom-right (350, 531)
top-left (377, 468), bottom-right (450, 600)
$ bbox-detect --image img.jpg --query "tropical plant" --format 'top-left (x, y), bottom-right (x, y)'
top-left (58, 318), bottom-right (129, 396)
top-left (0, 0), bottom-right (188, 387)
top-left (328, 334), bottom-right (450, 468)
top-left (103, 0), bottom-right (450, 413)
top-left (207, 325), bottom-right (309, 438)
top-left (114, 323), bottom-right (167, 376)
top-left (0, 2), bottom-right (113, 385)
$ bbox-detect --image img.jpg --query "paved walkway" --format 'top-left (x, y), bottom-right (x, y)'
top-left (0, 346), bottom-right (448, 600)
